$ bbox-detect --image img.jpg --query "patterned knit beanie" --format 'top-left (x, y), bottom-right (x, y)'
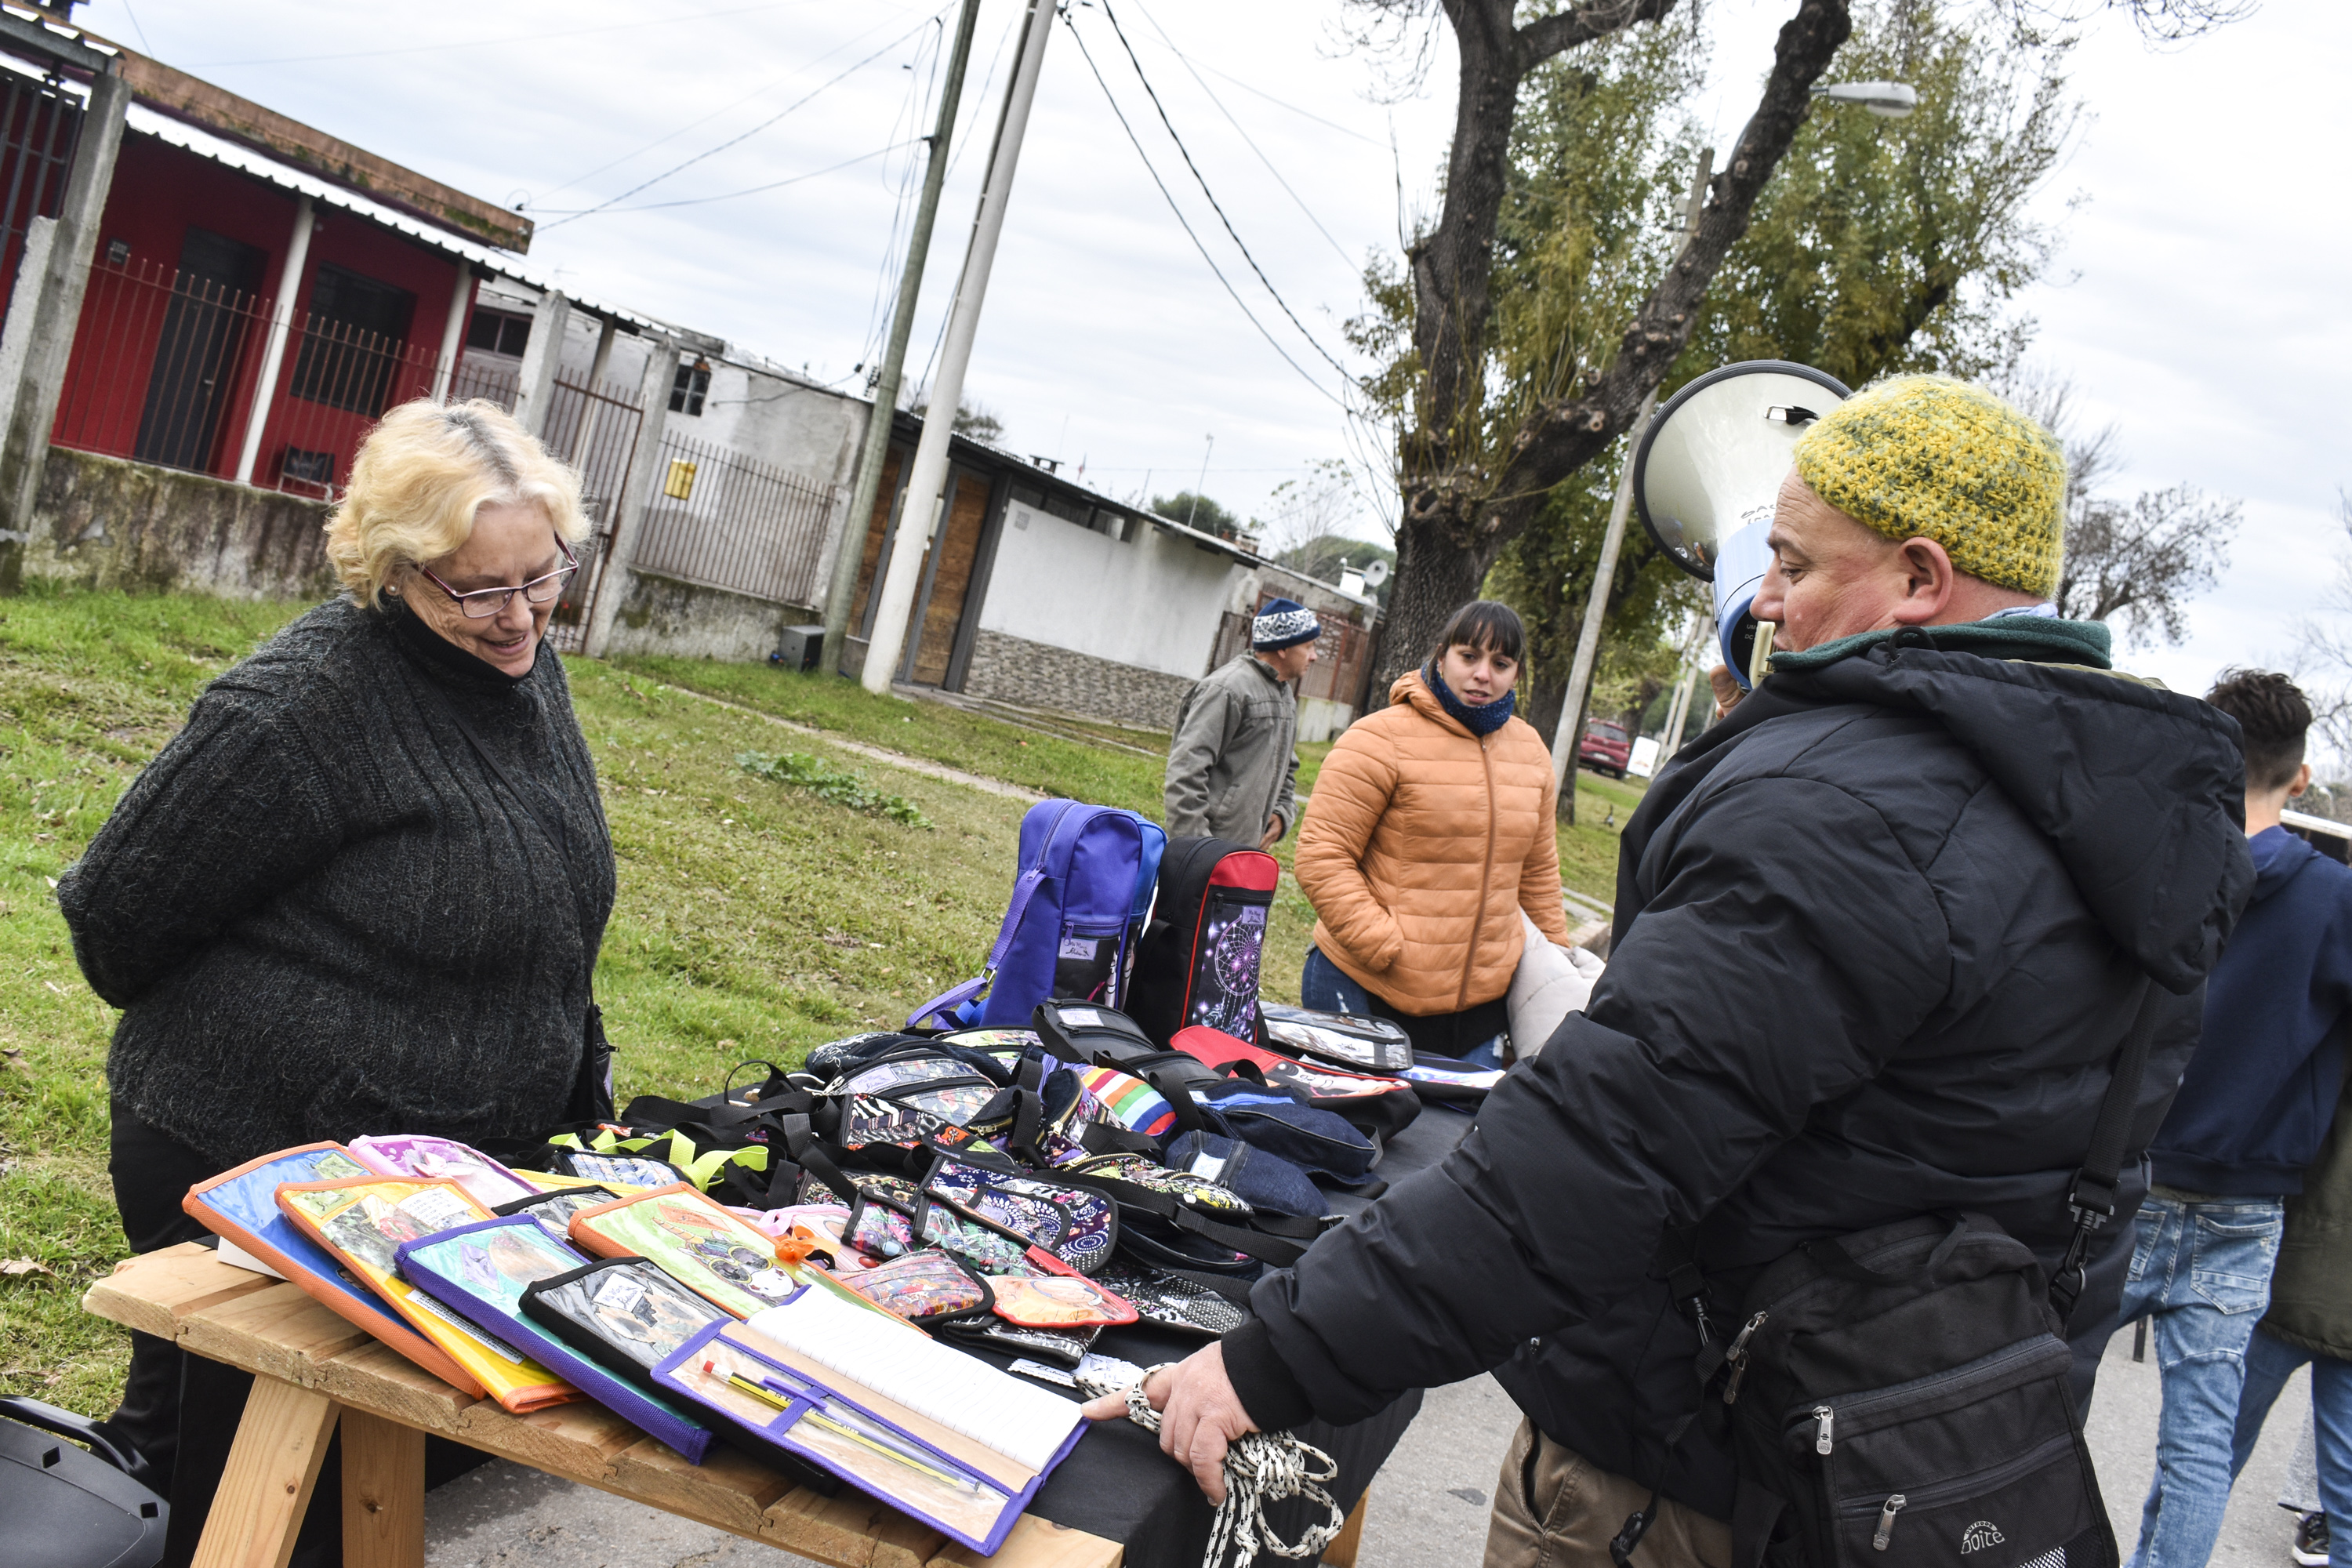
top-left (1791, 376), bottom-right (2067, 597)
top-left (1252, 597), bottom-right (1321, 651)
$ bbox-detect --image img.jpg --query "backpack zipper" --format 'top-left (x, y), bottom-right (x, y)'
top-left (1722, 1311), bottom-right (1769, 1404)
top-left (1813, 1406), bottom-right (1835, 1454)
top-left (1872, 1495), bottom-right (1906, 1550)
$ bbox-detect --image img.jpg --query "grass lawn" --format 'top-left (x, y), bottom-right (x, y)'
top-left (616, 655), bottom-right (1166, 817)
top-left (0, 588), bottom-right (1641, 1417)
top-left (0, 588), bottom-right (1054, 1417)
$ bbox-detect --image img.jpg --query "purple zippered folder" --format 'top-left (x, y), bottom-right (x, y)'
top-left (394, 1217), bottom-right (713, 1463)
top-left (651, 1313), bottom-right (1087, 1555)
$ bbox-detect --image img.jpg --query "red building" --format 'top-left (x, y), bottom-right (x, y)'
top-left (0, 19), bottom-right (666, 499)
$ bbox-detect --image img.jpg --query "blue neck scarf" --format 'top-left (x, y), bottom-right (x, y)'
top-left (1423, 660), bottom-right (1516, 736)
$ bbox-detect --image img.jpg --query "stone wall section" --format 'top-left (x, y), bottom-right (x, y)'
top-left (601, 567), bottom-right (815, 664)
top-left (963, 627), bottom-right (1196, 729)
top-left (24, 447), bottom-right (336, 598)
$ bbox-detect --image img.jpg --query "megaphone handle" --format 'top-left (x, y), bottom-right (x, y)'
top-left (1745, 622), bottom-right (1777, 690)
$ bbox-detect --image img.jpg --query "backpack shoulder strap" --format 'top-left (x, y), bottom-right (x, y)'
top-left (2050, 977), bottom-right (2165, 1324)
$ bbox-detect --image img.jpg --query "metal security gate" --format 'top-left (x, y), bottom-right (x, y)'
top-left (543, 370), bottom-right (645, 654)
top-left (0, 73), bottom-right (80, 321)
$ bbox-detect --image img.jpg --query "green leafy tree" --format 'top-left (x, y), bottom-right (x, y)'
top-left (1152, 491), bottom-right (1242, 539)
top-left (1468, 2), bottom-right (2078, 761)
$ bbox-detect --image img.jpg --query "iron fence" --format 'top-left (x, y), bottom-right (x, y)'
top-left (629, 428), bottom-right (837, 608)
top-left (0, 74), bottom-right (80, 321)
top-left (51, 255), bottom-right (448, 495)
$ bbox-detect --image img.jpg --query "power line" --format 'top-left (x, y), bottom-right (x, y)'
top-left (528, 138), bottom-right (922, 215)
top-left (538, 9), bottom-right (948, 231)
top-left (1127, 0), bottom-right (1359, 266)
top-left (1063, 12), bottom-right (1341, 408)
top-left (183, 0), bottom-right (800, 70)
top-left (1179, 54), bottom-right (1385, 148)
top-left (1094, 0), bottom-right (1352, 382)
top-left (535, 5), bottom-right (916, 205)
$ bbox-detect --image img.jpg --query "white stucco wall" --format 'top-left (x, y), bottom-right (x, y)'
top-left (979, 499), bottom-right (1250, 680)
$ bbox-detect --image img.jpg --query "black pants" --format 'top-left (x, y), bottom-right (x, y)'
top-left (108, 1108), bottom-right (485, 1566)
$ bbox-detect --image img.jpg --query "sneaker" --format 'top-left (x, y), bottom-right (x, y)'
top-left (2292, 1511), bottom-right (2329, 1567)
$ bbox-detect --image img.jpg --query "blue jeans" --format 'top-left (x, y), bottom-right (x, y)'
top-left (2120, 1191), bottom-right (2286, 1568)
top-left (2231, 1327), bottom-right (2352, 1550)
top-left (1298, 946), bottom-right (1506, 1069)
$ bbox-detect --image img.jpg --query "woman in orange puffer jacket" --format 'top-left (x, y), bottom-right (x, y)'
top-left (1295, 600), bottom-right (1570, 1059)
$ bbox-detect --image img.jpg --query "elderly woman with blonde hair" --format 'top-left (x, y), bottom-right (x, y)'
top-left (59, 398), bottom-right (615, 1541)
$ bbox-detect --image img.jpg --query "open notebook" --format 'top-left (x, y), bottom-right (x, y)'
top-left (652, 1279), bottom-right (1087, 1555)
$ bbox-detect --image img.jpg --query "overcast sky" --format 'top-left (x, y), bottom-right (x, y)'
top-left (88, 0), bottom-right (2345, 700)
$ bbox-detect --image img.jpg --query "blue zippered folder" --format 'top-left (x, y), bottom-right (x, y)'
top-left (395, 1217), bottom-right (713, 1462)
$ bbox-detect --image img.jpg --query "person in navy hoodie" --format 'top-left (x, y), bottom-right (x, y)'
top-left (2121, 669), bottom-right (2352, 1568)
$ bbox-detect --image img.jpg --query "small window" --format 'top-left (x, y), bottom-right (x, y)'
top-left (1042, 494), bottom-right (1087, 527)
top-left (464, 308), bottom-right (532, 357)
top-left (1009, 484), bottom-right (1045, 510)
top-left (670, 360), bottom-right (711, 416)
top-left (291, 263), bottom-right (416, 416)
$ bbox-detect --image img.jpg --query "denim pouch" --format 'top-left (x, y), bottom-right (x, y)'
top-left (1162, 1131), bottom-right (1325, 1219)
top-left (1192, 1080), bottom-right (1377, 1183)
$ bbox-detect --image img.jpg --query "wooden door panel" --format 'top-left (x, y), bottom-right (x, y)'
top-left (849, 447), bottom-right (904, 629)
top-left (911, 473), bottom-right (989, 684)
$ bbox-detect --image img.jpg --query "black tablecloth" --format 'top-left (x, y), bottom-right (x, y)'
top-left (1018, 1102), bottom-right (1475, 1568)
top-left (684, 1088), bottom-right (1477, 1566)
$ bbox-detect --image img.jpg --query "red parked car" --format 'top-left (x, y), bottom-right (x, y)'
top-left (1577, 718), bottom-right (1632, 778)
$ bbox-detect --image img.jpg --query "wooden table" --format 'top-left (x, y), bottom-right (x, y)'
top-left (84, 1243), bottom-right (1124, 1568)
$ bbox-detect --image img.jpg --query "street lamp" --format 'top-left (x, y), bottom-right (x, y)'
top-left (1813, 80), bottom-right (1918, 118)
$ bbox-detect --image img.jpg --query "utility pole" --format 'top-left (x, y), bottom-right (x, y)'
top-left (818, 0), bottom-right (982, 678)
top-left (1185, 434), bottom-right (1212, 528)
top-left (1550, 147), bottom-right (1711, 822)
top-left (861, 0), bottom-right (1053, 695)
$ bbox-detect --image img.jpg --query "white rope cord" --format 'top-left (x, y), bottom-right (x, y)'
top-left (1088, 1363), bottom-right (1347, 1568)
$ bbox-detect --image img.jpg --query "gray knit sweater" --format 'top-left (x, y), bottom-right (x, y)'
top-left (60, 597), bottom-right (615, 1166)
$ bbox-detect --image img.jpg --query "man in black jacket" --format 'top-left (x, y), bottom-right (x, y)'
top-left (1083, 377), bottom-right (2255, 1567)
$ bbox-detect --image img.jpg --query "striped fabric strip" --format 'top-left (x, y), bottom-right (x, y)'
top-left (1076, 1065), bottom-right (1178, 1139)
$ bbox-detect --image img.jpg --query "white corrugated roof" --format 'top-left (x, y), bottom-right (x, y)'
top-left (123, 100), bottom-right (696, 339)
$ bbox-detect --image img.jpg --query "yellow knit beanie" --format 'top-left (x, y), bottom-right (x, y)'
top-left (1791, 376), bottom-right (2067, 597)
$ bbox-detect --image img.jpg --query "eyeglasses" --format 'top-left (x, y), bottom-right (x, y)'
top-left (418, 539), bottom-right (578, 619)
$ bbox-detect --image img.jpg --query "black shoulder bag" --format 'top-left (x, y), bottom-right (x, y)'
top-left (437, 691), bottom-right (615, 1125)
top-left (1632, 982), bottom-right (2163, 1568)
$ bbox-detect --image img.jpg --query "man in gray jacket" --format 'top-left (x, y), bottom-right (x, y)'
top-left (1164, 597), bottom-right (1320, 849)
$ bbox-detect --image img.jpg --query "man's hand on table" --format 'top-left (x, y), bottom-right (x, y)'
top-left (1079, 1341), bottom-right (1258, 1504)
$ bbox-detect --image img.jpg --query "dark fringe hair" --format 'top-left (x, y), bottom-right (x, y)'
top-left (2206, 668), bottom-right (2311, 792)
top-left (1433, 600), bottom-right (1526, 664)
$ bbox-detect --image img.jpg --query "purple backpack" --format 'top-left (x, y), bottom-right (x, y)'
top-left (909, 801), bottom-right (1166, 1030)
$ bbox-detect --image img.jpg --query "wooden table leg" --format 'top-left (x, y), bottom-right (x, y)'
top-left (1322, 1487), bottom-right (1370, 1568)
top-left (342, 1406), bottom-right (427, 1568)
top-left (190, 1374), bottom-right (341, 1568)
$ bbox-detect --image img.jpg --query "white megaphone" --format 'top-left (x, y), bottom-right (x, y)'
top-left (1632, 360), bottom-right (1851, 690)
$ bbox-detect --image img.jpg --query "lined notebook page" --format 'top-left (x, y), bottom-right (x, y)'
top-left (745, 1289), bottom-right (1083, 1472)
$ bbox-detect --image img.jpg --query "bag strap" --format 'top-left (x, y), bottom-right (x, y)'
top-left (909, 975), bottom-right (988, 1033)
top-left (2050, 977), bottom-right (2165, 1325)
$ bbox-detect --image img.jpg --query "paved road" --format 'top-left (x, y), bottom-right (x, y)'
top-left (421, 1324), bottom-right (2322, 1568)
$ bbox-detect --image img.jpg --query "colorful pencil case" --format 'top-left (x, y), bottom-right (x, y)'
top-left (347, 1134), bottom-right (539, 1208)
top-left (183, 1142), bottom-right (474, 1392)
top-left (836, 1249), bottom-right (994, 1325)
top-left (396, 1218), bottom-right (712, 1461)
top-left (274, 1175), bottom-right (571, 1410)
top-left (921, 1157), bottom-right (1119, 1276)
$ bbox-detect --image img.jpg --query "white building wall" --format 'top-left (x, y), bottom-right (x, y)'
top-left (979, 499), bottom-right (1250, 680)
